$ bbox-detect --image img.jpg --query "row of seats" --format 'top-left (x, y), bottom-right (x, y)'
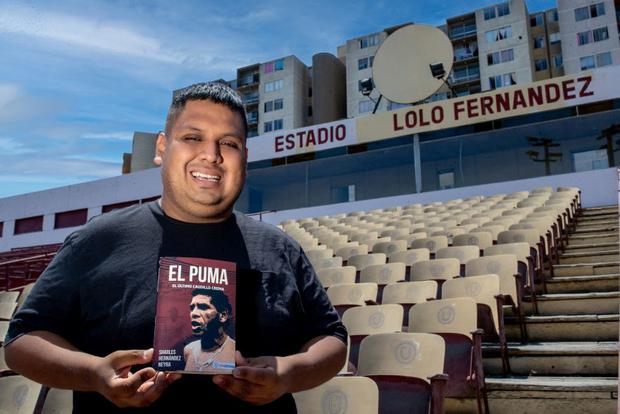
top-left (286, 187), bottom-right (581, 414)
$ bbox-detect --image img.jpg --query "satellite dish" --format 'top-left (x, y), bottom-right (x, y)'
top-left (372, 24), bottom-right (454, 104)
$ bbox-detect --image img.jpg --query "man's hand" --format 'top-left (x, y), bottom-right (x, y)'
top-left (212, 351), bottom-right (291, 405)
top-left (93, 349), bottom-right (180, 408)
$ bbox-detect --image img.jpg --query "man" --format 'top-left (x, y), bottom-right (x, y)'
top-left (183, 289), bottom-right (235, 373)
top-left (5, 82), bottom-right (347, 412)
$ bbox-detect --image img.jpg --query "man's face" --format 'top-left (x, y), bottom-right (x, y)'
top-left (189, 294), bottom-right (226, 335)
top-left (156, 99), bottom-right (247, 223)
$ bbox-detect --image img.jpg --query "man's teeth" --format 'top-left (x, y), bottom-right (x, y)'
top-left (191, 172), bottom-right (221, 181)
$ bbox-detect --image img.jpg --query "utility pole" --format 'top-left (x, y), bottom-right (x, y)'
top-left (596, 124), bottom-right (620, 167)
top-left (526, 136), bottom-right (562, 176)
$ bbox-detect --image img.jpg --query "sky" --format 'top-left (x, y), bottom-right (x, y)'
top-left (0, 0), bottom-right (557, 199)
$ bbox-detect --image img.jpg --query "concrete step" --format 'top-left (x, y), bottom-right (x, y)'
top-left (523, 291), bottom-right (619, 316)
top-left (558, 250), bottom-right (619, 264)
top-left (578, 206), bottom-right (618, 217)
top-left (567, 233), bottom-right (619, 245)
top-left (505, 314), bottom-right (619, 342)
top-left (575, 218), bottom-right (618, 228)
top-left (570, 228), bottom-right (619, 238)
top-left (551, 262), bottom-right (619, 277)
top-left (563, 241), bottom-right (618, 254)
top-left (444, 377), bottom-right (618, 414)
top-left (482, 341), bottom-right (618, 376)
top-left (543, 273), bottom-right (620, 294)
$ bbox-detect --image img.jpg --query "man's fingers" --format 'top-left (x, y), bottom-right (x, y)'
top-left (213, 376), bottom-right (255, 400)
top-left (122, 367), bottom-right (157, 394)
top-left (138, 372), bottom-right (167, 406)
top-left (164, 372), bottom-right (182, 385)
top-left (232, 366), bottom-right (272, 385)
top-left (108, 349), bottom-right (153, 371)
top-left (234, 350), bottom-right (249, 366)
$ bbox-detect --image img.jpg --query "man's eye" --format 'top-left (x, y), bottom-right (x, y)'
top-left (184, 136), bottom-right (200, 141)
top-left (220, 140), bottom-right (239, 148)
top-left (197, 304), bottom-right (209, 310)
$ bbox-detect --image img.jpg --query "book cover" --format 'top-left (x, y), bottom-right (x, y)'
top-left (153, 256), bottom-right (236, 374)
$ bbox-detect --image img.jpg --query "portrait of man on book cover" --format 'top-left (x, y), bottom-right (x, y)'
top-left (183, 288), bottom-right (235, 372)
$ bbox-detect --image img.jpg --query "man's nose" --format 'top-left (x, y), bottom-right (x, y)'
top-left (199, 141), bottom-right (223, 164)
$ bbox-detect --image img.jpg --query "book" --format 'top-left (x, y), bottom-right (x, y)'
top-left (152, 256), bottom-right (237, 374)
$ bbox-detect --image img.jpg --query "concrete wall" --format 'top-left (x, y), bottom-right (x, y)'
top-left (129, 132), bottom-right (158, 172)
top-left (312, 53), bottom-right (347, 124)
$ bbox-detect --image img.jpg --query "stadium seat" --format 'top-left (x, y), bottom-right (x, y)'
top-left (410, 258), bottom-right (460, 286)
top-left (313, 256), bottom-right (344, 270)
top-left (382, 281), bottom-right (438, 326)
top-left (348, 253), bottom-right (387, 272)
top-left (336, 245), bottom-right (369, 262)
top-left (41, 387), bottom-right (73, 414)
top-left (498, 229), bottom-right (547, 293)
top-left (466, 254), bottom-right (527, 343)
top-left (436, 246), bottom-right (480, 275)
top-left (0, 375), bottom-right (43, 414)
top-left (388, 248), bottom-right (431, 278)
top-left (442, 274), bottom-right (511, 375)
top-left (326, 283), bottom-right (378, 316)
top-left (410, 236), bottom-right (449, 257)
top-left (360, 262), bottom-right (406, 300)
top-left (342, 304), bottom-right (404, 368)
top-left (452, 232), bottom-right (494, 253)
top-left (0, 291), bottom-right (19, 304)
top-left (0, 322), bottom-right (9, 346)
top-left (316, 266), bottom-right (357, 288)
top-left (0, 302), bottom-right (17, 321)
top-left (408, 298), bottom-right (489, 414)
top-left (294, 376), bottom-right (379, 414)
top-left (371, 240), bottom-right (407, 255)
top-left (357, 332), bottom-right (448, 414)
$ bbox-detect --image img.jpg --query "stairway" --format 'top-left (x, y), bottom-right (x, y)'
top-left (447, 205), bottom-right (619, 414)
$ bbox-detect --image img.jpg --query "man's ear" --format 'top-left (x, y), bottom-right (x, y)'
top-left (219, 310), bottom-right (229, 323)
top-left (154, 132), bottom-right (166, 166)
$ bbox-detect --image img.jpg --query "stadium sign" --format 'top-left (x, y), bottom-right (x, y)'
top-left (358, 65), bottom-right (620, 142)
top-left (247, 119), bottom-right (356, 162)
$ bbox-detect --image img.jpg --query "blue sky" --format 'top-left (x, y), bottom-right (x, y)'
top-left (0, 0), bottom-right (556, 198)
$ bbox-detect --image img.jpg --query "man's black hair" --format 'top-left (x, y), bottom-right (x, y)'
top-left (191, 288), bottom-right (233, 324)
top-left (165, 82), bottom-right (248, 139)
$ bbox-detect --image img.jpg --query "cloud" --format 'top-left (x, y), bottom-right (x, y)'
top-left (0, 137), bottom-right (31, 154)
top-left (0, 83), bottom-right (65, 127)
top-left (81, 131), bottom-right (134, 141)
top-left (0, 5), bottom-right (180, 63)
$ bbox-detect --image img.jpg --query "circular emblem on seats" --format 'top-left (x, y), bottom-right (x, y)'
top-left (379, 268), bottom-right (391, 282)
top-left (368, 311), bottom-right (385, 329)
top-left (465, 282), bottom-right (482, 296)
top-left (437, 306), bottom-right (455, 324)
top-left (348, 288), bottom-right (362, 302)
top-left (468, 236), bottom-right (479, 245)
top-left (395, 341), bottom-right (418, 364)
top-left (13, 385), bottom-right (28, 408)
top-left (321, 389), bottom-right (348, 414)
top-left (430, 264), bottom-right (444, 277)
top-left (426, 241), bottom-right (436, 250)
top-left (486, 261), bottom-right (501, 274)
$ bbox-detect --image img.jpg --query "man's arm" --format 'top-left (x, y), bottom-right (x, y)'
top-left (5, 330), bottom-right (178, 408)
top-left (213, 334), bottom-right (346, 405)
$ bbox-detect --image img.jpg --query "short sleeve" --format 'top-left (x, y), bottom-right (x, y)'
top-left (296, 248), bottom-right (348, 345)
top-left (5, 233), bottom-right (81, 346)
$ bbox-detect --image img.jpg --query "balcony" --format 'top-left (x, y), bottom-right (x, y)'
top-left (450, 72), bottom-right (480, 85)
top-left (237, 73), bottom-right (259, 88)
top-left (449, 24), bottom-right (477, 41)
top-left (242, 94), bottom-right (259, 105)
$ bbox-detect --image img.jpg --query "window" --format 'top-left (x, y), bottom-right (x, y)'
top-left (593, 26), bottom-right (609, 42)
top-left (247, 110), bottom-right (258, 123)
top-left (358, 56), bottom-right (374, 70)
top-left (308, 106), bottom-right (313, 117)
top-left (273, 119), bottom-right (283, 130)
top-left (0, 222), bottom-right (3, 238)
top-left (549, 32), bottom-right (561, 44)
top-left (102, 201), bottom-right (139, 213)
top-left (359, 34), bottom-right (379, 48)
top-left (264, 79), bottom-right (283, 92)
top-left (483, 6), bottom-right (496, 20)
top-left (577, 30), bottom-right (592, 45)
top-left (454, 42), bottom-right (478, 60)
top-left (530, 14), bottom-right (544, 27)
top-left (274, 98), bottom-right (283, 110)
top-left (485, 26), bottom-right (512, 43)
top-left (596, 52), bottom-right (612, 67)
top-left (264, 101), bottom-right (273, 112)
top-left (548, 9), bottom-right (559, 22)
top-left (308, 87), bottom-right (312, 97)
top-left (487, 48), bottom-right (514, 65)
top-left (264, 58), bottom-right (284, 74)
top-left (575, 3), bottom-right (606, 21)
top-left (535, 58), bottom-right (548, 71)
top-left (573, 149), bottom-right (608, 172)
top-left (489, 72), bottom-right (516, 90)
top-left (534, 36), bottom-right (545, 49)
top-left (248, 128), bottom-right (258, 138)
top-left (263, 121), bottom-right (273, 133)
top-left (14, 215), bottom-right (44, 235)
top-left (438, 170), bottom-right (455, 190)
top-left (580, 55), bottom-right (596, 70)
top-left (497, 3), bottom-right (510, 17)
top-left (54, 209), bottom-right (88, 229)
top-left (554, 54), bottom-right (563, 68)
top-left (358, 100), bottom-right (373, 113)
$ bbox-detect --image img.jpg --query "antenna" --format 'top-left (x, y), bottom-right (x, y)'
top-left (371, 24), bottom-right (455, 106)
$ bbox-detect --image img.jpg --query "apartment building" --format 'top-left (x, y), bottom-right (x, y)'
top-left (529, 8), bottom-right (564, 81)
top-left (445, 12), bottom-right (481, 97)
top-left (475, 0), bottom-right (535, 91)
top-left (557, 0), bottom-right (620, 74)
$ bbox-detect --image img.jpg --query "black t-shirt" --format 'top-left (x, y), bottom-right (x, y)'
top-left (6, 202), bottom-right (347, 413)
